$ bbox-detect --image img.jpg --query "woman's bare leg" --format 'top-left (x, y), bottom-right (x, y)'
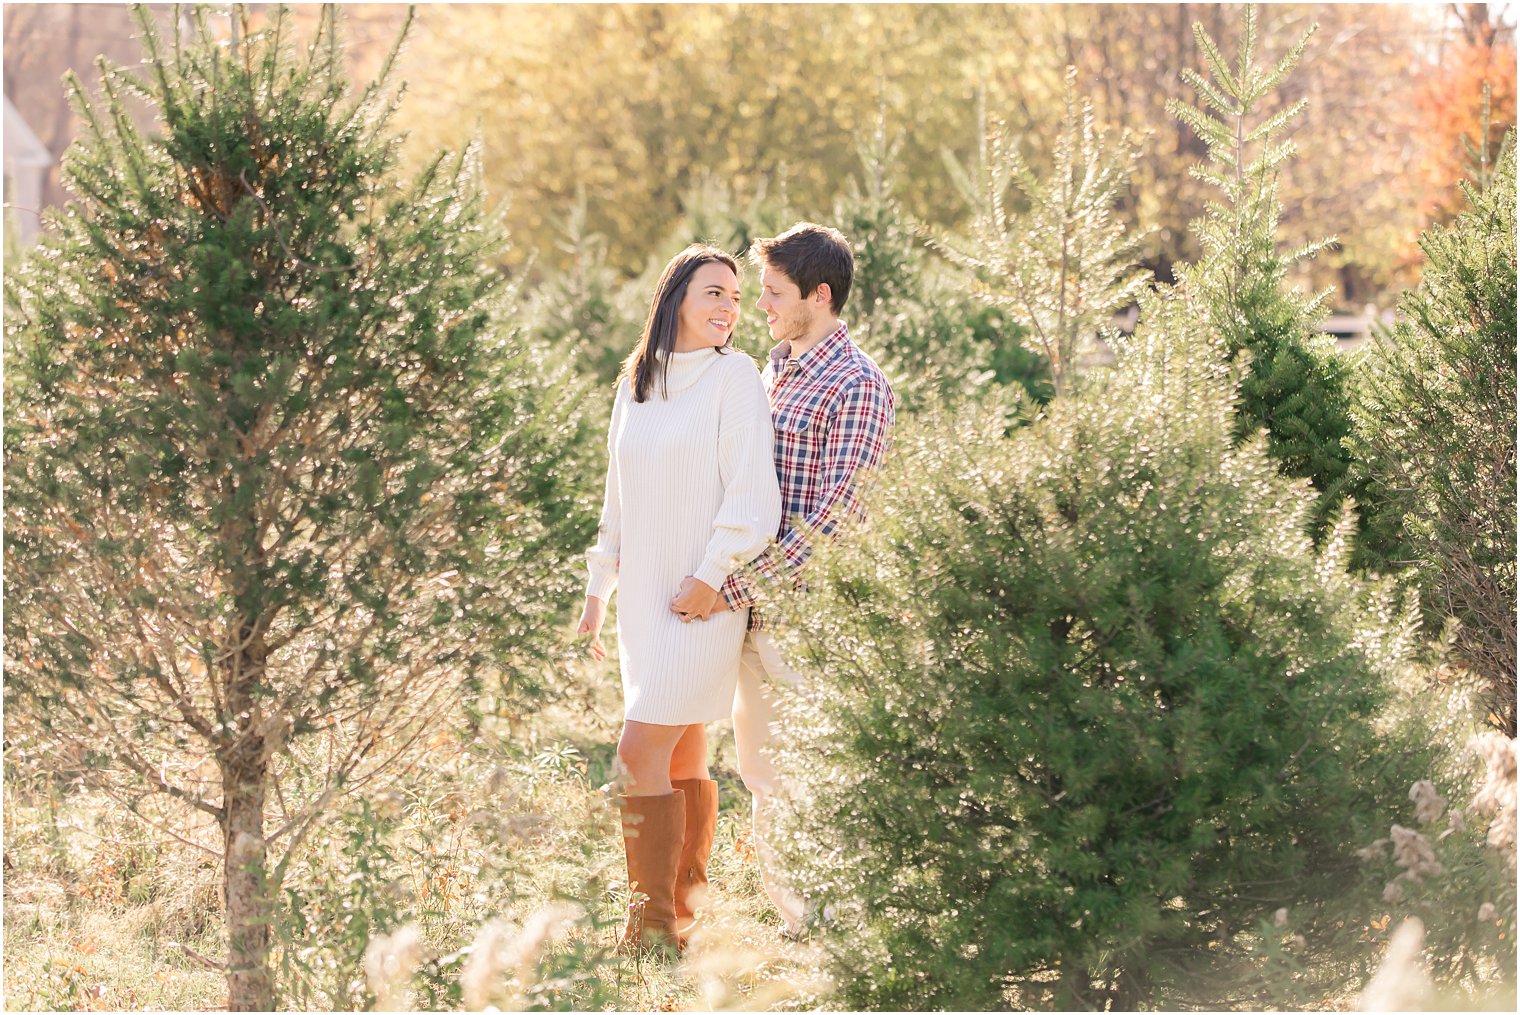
top-left (668, 723), bottom-right (710, 782)
top-left (617, 720), bottom-right (692, 796)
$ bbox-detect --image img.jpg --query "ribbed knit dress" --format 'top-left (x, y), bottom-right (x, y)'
top-left (586, 347), bottom-right (782, 725)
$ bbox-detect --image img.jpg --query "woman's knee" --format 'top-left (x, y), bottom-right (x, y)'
top-left (616, 726), bottom-right (666, 786)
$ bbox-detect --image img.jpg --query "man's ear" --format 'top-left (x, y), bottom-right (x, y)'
top-left (813, 282), bottom-right (832, 307)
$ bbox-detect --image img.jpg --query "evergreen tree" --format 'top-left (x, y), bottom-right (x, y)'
top-left (838, 109), bottom-right (1051, 410)
top-left (524, 185), bottom-right (643, 385)
top-left (3, 7), bottom-right (593, 1008)
top-left (766, 284), bottom-right (1423, 1010)
top-left (1349, 137), bottom-right (1517, 735)
top-left (1168, 6), bottom-right (1374, 554)
top-left (936, 70), bottom-right (1150, 397)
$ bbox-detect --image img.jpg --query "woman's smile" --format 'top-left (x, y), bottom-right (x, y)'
top-left (675, 260), bottom-right (742, 351)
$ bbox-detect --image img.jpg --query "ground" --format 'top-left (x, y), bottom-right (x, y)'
top-left (2, 653), bottom-right (825, 1012)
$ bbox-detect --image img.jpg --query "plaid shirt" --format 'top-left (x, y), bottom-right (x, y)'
top-left (718, 322), bottom-right (895, 629)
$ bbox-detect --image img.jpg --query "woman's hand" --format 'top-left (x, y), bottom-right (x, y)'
top-left (577, 595), bottom-right (608, 660)
top-left (670, 576), bottom-right (722, 622)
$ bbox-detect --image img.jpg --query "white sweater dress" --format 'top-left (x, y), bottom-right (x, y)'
top-left (586, 347), bottom-right (782, 725)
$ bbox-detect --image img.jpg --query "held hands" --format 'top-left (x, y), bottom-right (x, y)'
top-left (577, 595), bottom-right (608, 660)
top-left (670, 576), bottom-right (724, 623)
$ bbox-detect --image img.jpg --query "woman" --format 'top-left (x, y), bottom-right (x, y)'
top-left (577, 244), bottom-right (782, 952)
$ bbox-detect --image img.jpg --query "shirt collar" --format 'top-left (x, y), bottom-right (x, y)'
top-left (769, 321), bottom-right (850, 378)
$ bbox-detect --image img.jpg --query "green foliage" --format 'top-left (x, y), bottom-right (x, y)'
top-left (767, 284), bottom-right (1424, 1010)
top-left (522, 188), bottom-right (644, 386)
top-left (936, 71), bottom-right (1150, 397)
top-left (273, 799), bottom-right (411, 1010)
top-left (524, 172), bottom-right (784, 388)
top-left (2, 5), bottom-right (597, 1006)
top-left (1168, 7), bottom-right (1374, 558)
top-left (1348, 138), bottom-right (1518, 735)
top-left (838, 115), bottom-right (1050, 410)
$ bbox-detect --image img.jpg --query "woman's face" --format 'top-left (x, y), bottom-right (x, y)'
top-left (674, 261), bottom-right (741, 352)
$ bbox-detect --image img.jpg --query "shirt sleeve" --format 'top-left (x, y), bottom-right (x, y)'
top-left (585, 383), bottom-right (627, 602)
top-left (718, 373), bottom-right (895, 608)
top-left (691, 360), bottom-right (783, 590)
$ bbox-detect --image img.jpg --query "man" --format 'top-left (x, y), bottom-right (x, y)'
top-left (669, 222), bottom-right (896, 937)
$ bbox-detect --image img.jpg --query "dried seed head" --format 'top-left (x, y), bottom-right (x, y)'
top-left (1357, 917), bottom-right (1431, 1011)
top-left (363, 923), bottom-right (424, 1012)
top-left (1408, 780), bottom-right (1445, 825)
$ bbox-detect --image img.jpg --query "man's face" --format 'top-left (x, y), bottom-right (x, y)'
top-left (755, 265), bottom-right (819, 346)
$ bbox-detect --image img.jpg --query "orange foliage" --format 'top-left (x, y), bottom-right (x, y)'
top-left (1411, 36), bottom-right (1517, 223)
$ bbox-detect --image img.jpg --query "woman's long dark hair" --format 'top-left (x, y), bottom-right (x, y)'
top-left (621, 244), bottom-right (739, 403)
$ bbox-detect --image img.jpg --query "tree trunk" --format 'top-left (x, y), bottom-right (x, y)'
top-left (222, 744), bottom-right (273, 1011)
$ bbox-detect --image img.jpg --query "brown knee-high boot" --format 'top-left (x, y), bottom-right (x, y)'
top-left (617, 790), bottom-right (687, 952)
top-left (671, 778), bottom-right (718, 935)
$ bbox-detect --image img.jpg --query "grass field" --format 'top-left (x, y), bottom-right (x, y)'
top-left (2, 653), bottom-right (828, 1012)
top-left (4, 649), bottom-right (1515, 1011)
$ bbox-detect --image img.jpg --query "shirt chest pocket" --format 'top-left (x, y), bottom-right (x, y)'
top-left (775, 409), bottom-right (828, 456)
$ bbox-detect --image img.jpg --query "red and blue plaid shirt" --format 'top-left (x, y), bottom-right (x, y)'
top-left (719, 321), bottom-right (896, 629)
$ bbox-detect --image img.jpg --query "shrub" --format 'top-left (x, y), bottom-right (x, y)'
top-left (767, 284), bottom-right (1425, 1010)
top-left (1348, 139), bottom-right (1517, 735)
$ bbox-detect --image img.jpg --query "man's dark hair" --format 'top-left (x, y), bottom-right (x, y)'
top-left (750, 222), bottom-right (853, 314)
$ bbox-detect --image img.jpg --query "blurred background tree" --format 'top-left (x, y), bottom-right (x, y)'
top-left (936, 70), bottom-right (1149, 398)
top-left (371, 2), bottom-right (1514, 304)
top-left (834, 104), bottom-right (1051, 411)
top-left (10, 4), bottom-right (1513, 306)
top-left (1167, 9), bottom-right (1367, 552)
top-left (1408, 3), bottom-right (1519, 224)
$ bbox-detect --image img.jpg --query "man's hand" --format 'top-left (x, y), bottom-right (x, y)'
top-left (577, 595), bottom-right (608, 660)
top-left (670, 576), bottom-right (724, 622)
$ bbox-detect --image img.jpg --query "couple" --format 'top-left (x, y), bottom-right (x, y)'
top-left (576, 223), bottom-right (896, 952)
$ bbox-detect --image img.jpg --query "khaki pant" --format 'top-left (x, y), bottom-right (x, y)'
top-left (734, 629), bottom-right (806, 932)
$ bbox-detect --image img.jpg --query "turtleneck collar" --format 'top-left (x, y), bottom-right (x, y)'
top-left (654, 346), bottom-right (725, 396)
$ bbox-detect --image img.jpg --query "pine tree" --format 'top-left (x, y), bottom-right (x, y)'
top-left (936, 69), bottom-right (1151, 397)
top-left (2, 7), bottom-right (593, 1008)
top-left (765, 283), bottom-right (1425, 1010)
top-left (837, 106), bottom-right (1052, 410)
top-left (1168, 6), bottom-right (1373, 553)
top-left (835, 103), bottom-right (920, 344)
top-left (525, 184), bottom-right (643, 385)
top-left (1349, 136), bottom-right (1517, 735)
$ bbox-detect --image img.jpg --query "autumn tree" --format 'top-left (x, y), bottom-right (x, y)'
top-left (388, 4), bottom-right (981, 276)
top-left (1407, 4), bottom-right (1517, 225)
top-left (381, 3), bottom-right (1453, 304)
top-left (3, 6), bottom-right (592, 1008)
top-left (1067, 3), bottom-right (1453, 300)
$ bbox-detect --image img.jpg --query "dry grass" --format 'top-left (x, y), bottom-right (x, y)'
top-left (2, 659), bottom-right (825, 1012)
top-left (3, 772), bottom-right (228, 1011)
